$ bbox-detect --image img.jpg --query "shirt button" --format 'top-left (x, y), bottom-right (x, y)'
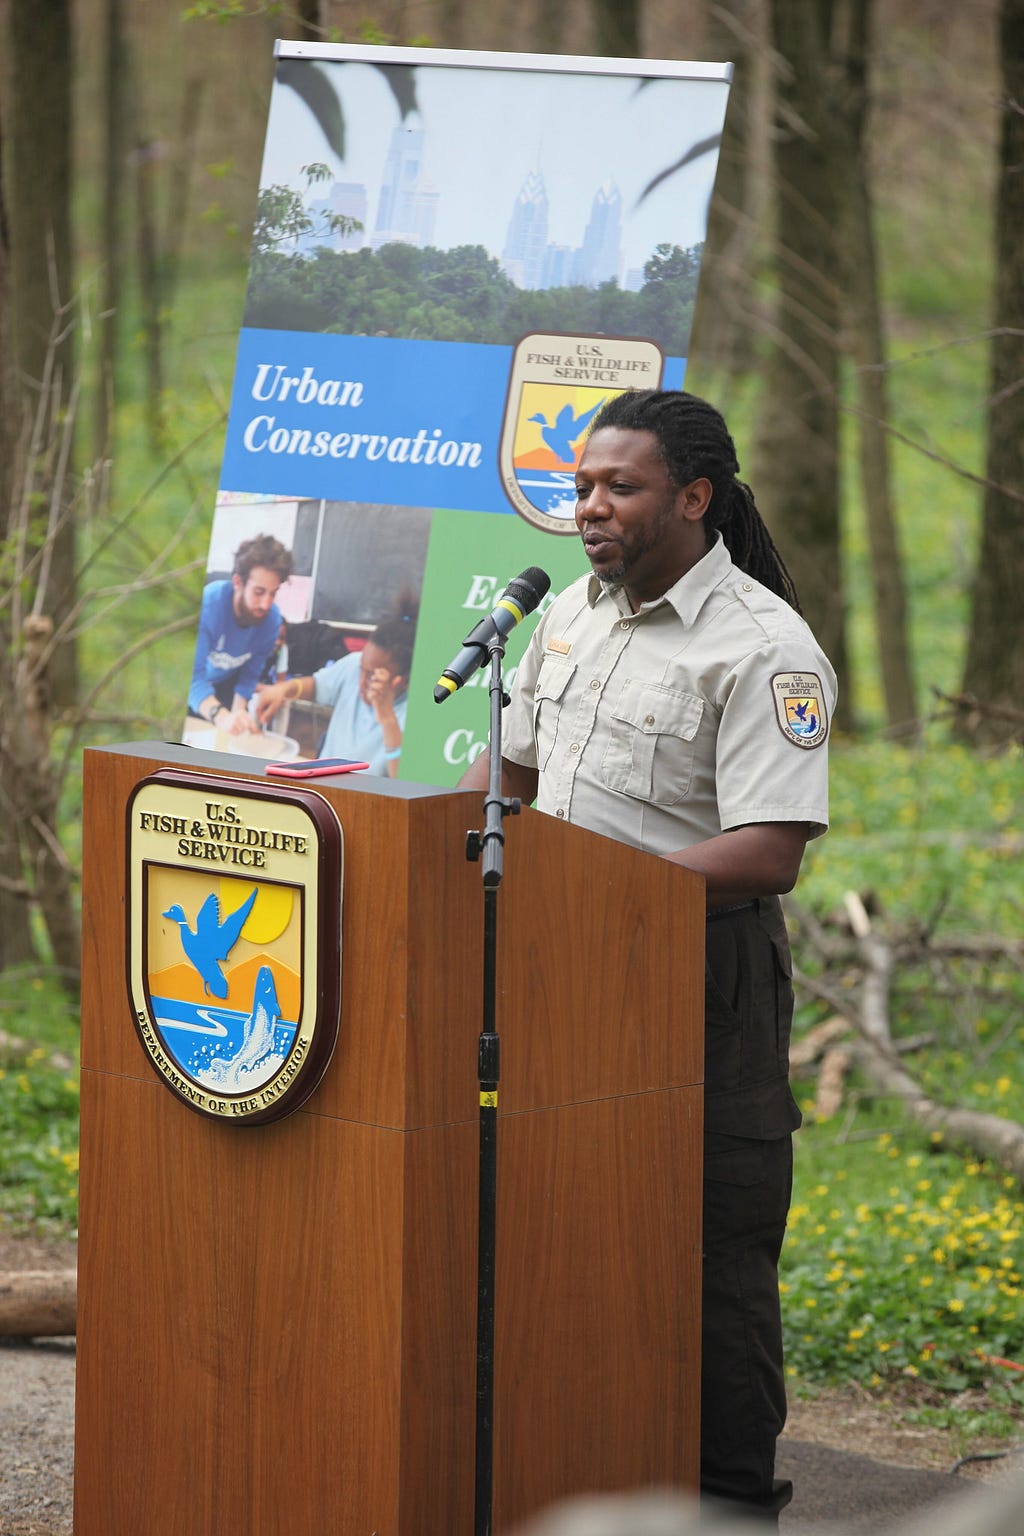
top-left (555, 808), bottom-right (565, 818)
top-left (645, 715), bottom-right (655, 726)
top-left (742, 582), bottom-right (753, 592)
top-left (589, 679), bottom-right (600, 690)
top-left (535, 684), bottom-right (542, 695)
top-left (570, 742), bottom-right (580, 753)
top-left (619, 620), bottom-right (630, 630)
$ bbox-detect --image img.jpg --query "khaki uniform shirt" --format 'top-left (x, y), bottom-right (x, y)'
top-left (503, 536), bottom-right (836, 854)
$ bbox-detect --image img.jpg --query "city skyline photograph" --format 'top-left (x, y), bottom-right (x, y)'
top-left (258, 51), bottom-right (730, 287)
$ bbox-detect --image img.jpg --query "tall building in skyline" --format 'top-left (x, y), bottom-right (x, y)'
top-left (292, 154), bottom-right (645, 287)
top-left (328, 182), bottom-right (369, 250)
top-left (540, 244), bottom-right (575, 289)
top-left (299, 181), bottom-right (369, 255)
top-left (499, 173), bottom-right (626, 290)
top-left (501, 169), bottom-right (550, 289)
top-left (373, 123), bottom-right (440, 250)
top-left (574, 181), bottom-right (623, 288)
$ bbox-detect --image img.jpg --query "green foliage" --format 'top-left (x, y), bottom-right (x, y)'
top-left (252, 174), bottom-right (362, 262)
top-left (800, 733), bottom-right (1022, 926)
top-left (73, 263), bottom-right (244, 739)
top-left (0, 972), bottom-right (80, 1232)
top-left (243, 238), bottom-right (703, 353)
top-left (181, 2), bottom-right (283, 20)
top-left (783, 727), bottom-right (1024, 1402)
top-left (782, 1114), bottom-right (1024, 1400)
top-left (357, 20), bottom-right (393, 46)
top-left (901, 1381), bottom-right (1024, 1443)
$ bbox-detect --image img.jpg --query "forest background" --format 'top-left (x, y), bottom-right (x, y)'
top-left (1, 0), bottom-right (1022, 1452)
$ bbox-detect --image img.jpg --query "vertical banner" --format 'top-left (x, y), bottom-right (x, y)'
top-left (182, 42), bottom-right (731, 785)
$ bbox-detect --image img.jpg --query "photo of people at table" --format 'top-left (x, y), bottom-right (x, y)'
top-left (255, 592), bottom-right (418, 778)
top-left (183, 494), bottom-right (431, 775)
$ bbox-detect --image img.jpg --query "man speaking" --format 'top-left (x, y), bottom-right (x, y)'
top-left (459, 389), bottom-right (836, 1525)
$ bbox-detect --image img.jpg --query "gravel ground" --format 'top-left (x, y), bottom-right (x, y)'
top-left (1, 1335), bottom-right (75, 1536)
top-left (1, 1236), bottom-right (76, 1536)
top-left (1, 1234), bottom-right (1021, 1536)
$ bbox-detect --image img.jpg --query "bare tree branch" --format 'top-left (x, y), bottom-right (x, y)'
top-left (790, 892), bottom-right (1024, 1182)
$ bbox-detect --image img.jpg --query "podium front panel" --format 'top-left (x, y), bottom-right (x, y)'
top-left (76, 744), bottom-right (703, 1534)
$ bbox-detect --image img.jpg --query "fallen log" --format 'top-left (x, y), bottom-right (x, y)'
top-left (848, 1033), bottom-right (1024, 1183)
top-left (815, 1046), bottom-right (851, 1120)
top-left (792, 891), bottom-right (1024, 1184)
top-left (0, 1269), bottom-right (77, 1337)
top-left (790, 1015), bottom-right (850, 1070)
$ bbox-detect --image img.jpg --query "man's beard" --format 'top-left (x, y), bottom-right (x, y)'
top-left (586, 500), bottom-right (676, 587)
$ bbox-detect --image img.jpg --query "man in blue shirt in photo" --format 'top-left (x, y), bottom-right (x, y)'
top-left (188, 534), bottom-right (294, 737)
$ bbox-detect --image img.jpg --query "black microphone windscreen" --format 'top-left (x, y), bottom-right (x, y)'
top-left (507, 567), bottom-right (551, 616)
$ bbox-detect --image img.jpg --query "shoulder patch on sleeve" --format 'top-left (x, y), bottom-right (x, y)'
top-left (771, 672), bottom-right (829, 749)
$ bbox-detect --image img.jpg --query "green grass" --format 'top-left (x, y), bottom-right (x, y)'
top-left (783, 1100), bottom-right (1024, 1442)
top-left (799, 731), bottom-right (1023, 926)
top-left (783, 1107), bottom-right (1024, 1387)
top-left (784, 725), bottom-right (1024, 1410)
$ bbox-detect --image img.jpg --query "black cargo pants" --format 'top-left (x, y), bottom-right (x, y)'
top-left (700, 897), bottom-right (801, 1523)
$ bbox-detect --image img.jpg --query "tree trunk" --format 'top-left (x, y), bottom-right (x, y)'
top-left (0, 90), bottom-right (15, 544)
top-left (960, 0), bottom-right (1024, 742)
top-left (95, 0), bottom-right (128, 481)
top-left (752, 0), bottom-right (851, 727)
top-left (8, 616), bottom-right (81, 993)
top-left (592, 0), bottom-right (640, 56)
top-left (690, 0), bottom-right (772, 376)
top-left (8, 0), bottom-right (77, 707)
top-left (163, 75), bottom-right (204, 315)
top-left (0, 710), bottom-right (37, 968)
top-left (296, 0), bottom-right (322, 40)
top-left (438, 0), bottom-right (466, 46)
top-left (0, 80), bottom-right (41, 968)
top-left (535, 4), bottom-right (567, 53)
top-left (134, 134), bottom-right (165, 452)
top-left (838, 0), bottom-right (917, 736)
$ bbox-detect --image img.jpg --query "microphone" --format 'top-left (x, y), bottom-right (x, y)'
top-left (434, 567), bottom-right (551, 703)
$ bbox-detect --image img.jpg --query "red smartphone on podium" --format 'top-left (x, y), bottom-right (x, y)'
top-left (266, 758), bottom-right (370, 779)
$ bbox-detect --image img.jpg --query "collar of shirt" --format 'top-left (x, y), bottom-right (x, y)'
top-left (584, 534), bottom-right (733, 629)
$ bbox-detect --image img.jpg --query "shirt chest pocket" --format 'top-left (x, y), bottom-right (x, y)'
top-left (532, 653), bottom-right (577, 772)
top-left (601, 680), bottom-right (705, 805)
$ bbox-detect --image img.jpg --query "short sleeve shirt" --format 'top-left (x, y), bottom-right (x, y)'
top-left (502, 536), bottom-right (836, 856)
top-left (313, 651), bottom-right (409, 777)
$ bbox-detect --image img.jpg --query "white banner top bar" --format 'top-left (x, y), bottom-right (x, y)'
top-left (273, 39), bottom-right (733, 85)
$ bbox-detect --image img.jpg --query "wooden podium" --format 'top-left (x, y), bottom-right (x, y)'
top-left (75, 742), bottom-right (704, 1536)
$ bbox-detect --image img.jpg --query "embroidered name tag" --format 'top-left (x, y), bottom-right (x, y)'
top-left (546, 637), bottom-right (572, 655)
top-left (771, 672), bottom-right (828, 749)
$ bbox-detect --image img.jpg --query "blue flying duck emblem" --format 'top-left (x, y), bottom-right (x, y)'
top-left (162, 887), bottom-right (259, 998)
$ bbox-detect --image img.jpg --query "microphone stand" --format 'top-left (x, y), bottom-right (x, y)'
top-left (465, 633), bottom-right (520, 1536)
